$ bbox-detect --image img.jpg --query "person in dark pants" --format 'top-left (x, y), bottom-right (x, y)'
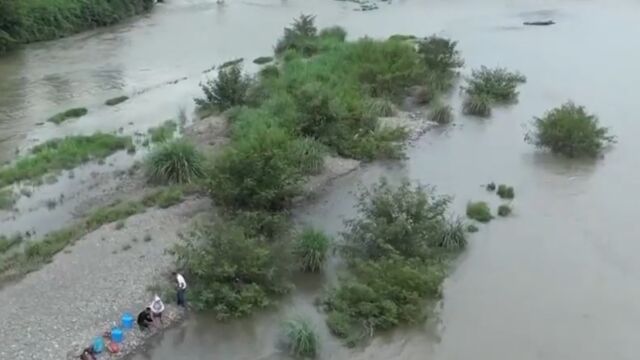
top-left (137, 307), bottom-right (153, 330)
top-left (172, 271), bottom-right (187, 306)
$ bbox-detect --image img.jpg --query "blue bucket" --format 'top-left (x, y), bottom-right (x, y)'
top-left (111, 327), bottom-right (124, 343)
top-left (92, 337), bottom-right (104, 353)
top-left (121, 312), bottom-right (134, 330)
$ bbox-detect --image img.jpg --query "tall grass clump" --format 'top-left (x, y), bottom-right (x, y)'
top-left (323, 179), bottom-right (466, 345)
top-left (529, 102), bottom-right (614, 158)
top-left (294, 228), bottom-right (331, 272)
top-left (466, 201), bottom-right (492, 223)
top-left (282, 317), bottom-right (319, 358)
top-left (195, 63), bottom-right (251, 111)
top-left (47, 107), bottom-right (88, 124)
top-left (173, 221), bottom-right (292, 319)
top-left (364, 98), bottom-right (396, 118)
top-left (0, 134), bottom-right (131, 187)
top-left (462, 95), bottom-right (491, 117)
top-left (146, 140), bottom-right (205, 184)
top-left (463, 66), bottom-right (526, 103)
top-left (429, 100), bottom-right (454, 124)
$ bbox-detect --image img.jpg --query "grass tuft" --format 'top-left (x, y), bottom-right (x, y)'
top-left (294, 228), bottom-right (331, 272)
top-left (462, 95), bottom-right (491, 117)
top-left (429, 101), bottom-right (454, 124)
top-left (148, 120), bottom-right (178, 143)
top-left (282, 317), bottom-right (318, 358)
top-left (146, 140), bottom-right (205, 185)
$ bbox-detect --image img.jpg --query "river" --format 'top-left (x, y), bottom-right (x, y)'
top-left (2, 0), bottom-right (640, 359)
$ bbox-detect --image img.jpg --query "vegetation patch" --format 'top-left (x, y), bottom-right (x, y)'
top-left (496, 184), bottom-right (515, 199)
top-left (196, 64), bottom-right (251, 111)
top-left (282, 317), bottom-right (318, 359)
top-left (462, 95), bottom-right (491, 117)
top-left (105, 95), bottom-right (129, 106)
top-left (173, 221), bottom-right (292, 319)
top-left (142, 186), bottom-right (185, 209)
top-left (146, 140), bottom-right (205, 185)
top-left (219, 58), bottom-right (244, 69)
top-left (47, 107), bottom-right (88, 124)
top-left (528, 102), bottom-right (614, 158)
top-left (148, 120), bottom-right (178, 143)
top-left (486, 182), bottom-right (496, 191)
top-left (294, 227), bottom-right (331, 272)
top-left (253, 56), bottom-right (274, 65)
top-left (429, 100), bottom-right (454, 124)
top-left (0, 134), bottom-right (131, 187)
top-left (0, 233), bottom-right (23, 254)
top-left (497, 204), bottom-right (512, 217)
top-left (0, 188), bottom-right (16, 210)
top-left (463, 66), bottom-right (526, 103)
top-left (417, 36), bottom-right (464, 91)
top-left (389, 34), bottom-right (417, 41)
top-left (466, 224), bottom-right (479, 233)
top-left (323, 179), bottom-right (466, 345)
top-left (466, 201), bottom-right (493, 223)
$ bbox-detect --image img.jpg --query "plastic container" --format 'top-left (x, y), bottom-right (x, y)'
top-left (111, 327), bottom-right (124, 343)
top-left (121, 313), bottom-right (134, 330)
top-left (92, 337), bottom-right (105, 353)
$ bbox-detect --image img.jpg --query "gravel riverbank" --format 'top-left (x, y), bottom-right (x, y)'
top-left (0, 198), bottom-right (209, 360)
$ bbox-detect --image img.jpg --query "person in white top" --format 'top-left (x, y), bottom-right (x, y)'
top-left (172, 271), bottom-right (187, 307)
top-left (150, 295), bottom-right (165, 324)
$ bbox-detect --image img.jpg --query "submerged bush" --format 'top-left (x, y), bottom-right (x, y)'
top-left (529, 102), bottom-right (614, 158)
top-left (196, 64), bottom-right (251, 111)
top-left (47, 107), bottom-right (88, 124)
top-left (497, 204), bottom-right (512, 217)
top-left (496, 184), bottom-right (515, 199)
top-left (105, 96), bottom-right (129, 106)
top-left (341, 179), bottom-right (456, 261)
top-left (464, 66), bottom-right (526, 103)
top-left (282, 317), bottom-right (318, 358)
top-left (466, 201), bottom-right (493, 223)
top-left (294, 228), bottom-right (331, 272)
top-left (253, 56), bottom-right (274, 65)
top-left (146, 140), bottom-right (205, 184)
top-left (173, 221), bottom-right (292, 319)
top-left (429, 101), bottom-right (454, 124)
top-left (462, 95), bottom-right (492, 117)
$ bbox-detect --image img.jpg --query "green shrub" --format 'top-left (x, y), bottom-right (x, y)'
top-left (341, 179), bottom-right (457, 261)
top-left (282, 317), bottom-right (318, 358)
top-left (290, 137), bottom-right (325, 175)
top-left (259, 65), bottom-right (280, 79)
top-left (486, 182), bottom-right (496, 191)
top-left (253, 56), bottom-right (274, 65)
top-left (148, 120), bottom-right (178, 143)
top-left (0, 134), bottom-right (131, 187)
top-left (324, 256), bottom-right (446, 345)
top-left (497, 204), bottom-right (512, 217)
top-left (47, 107), bottom-right (88, 124)
top-left (208, 127), bottom-right (307, 211)
top-left (105, 96), bottom-right (129, 106)
top-left (529, 102), bottom-right (614, 158)
top-left (466, 201), bottom-right (492, 223)
top-left (417, 36), bottom-right (463, 91)
top-left (195, 64), bottom-right (251, 111)
top-left (496, 184), bottom-right (515, 199)
top-left (173, 221), bottom-right (292, 319)
top-left (275, 14), bottom-right (318, 56)
top-left (462, 95), bottom-right (491, 117)
top-left (146, 140), bottom-right (205, 184)
top-left (429, 101), bottom-right (453, 124)
top-left (294, 228), bottom-right (331, 272)
top-left (230, 210), bottom-right (289, 241)
top-left (319, 26), bottom-right (347, 42)
top-left (463, 66), bottom-right (526, 103)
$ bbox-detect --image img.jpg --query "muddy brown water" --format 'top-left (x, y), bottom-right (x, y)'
top-left (2, 0), bottom-right (640, 358)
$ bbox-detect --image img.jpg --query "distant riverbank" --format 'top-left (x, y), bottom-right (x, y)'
top-left (0, 0), bottom-right (155, 54)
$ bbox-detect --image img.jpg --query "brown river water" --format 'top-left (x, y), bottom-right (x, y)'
top-left (2, 0), bottom-right (640, 359)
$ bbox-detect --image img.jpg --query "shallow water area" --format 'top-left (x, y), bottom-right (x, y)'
top-left (2, 0), bottom-right (640, 359)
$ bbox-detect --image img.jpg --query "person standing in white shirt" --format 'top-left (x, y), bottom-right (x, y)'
top-left (172, 271), bottom-right (187, 307)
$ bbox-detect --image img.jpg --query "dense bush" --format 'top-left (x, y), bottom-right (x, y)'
top-left (294, 228), bottom-right (331, 272)
top-left (275, 14), bottom-right (319, 56)
top-left (529, 102), bottom-right (613, 158)
top-left (417, 36), bottom-right (463, 91)
top-left (195, 64), bottom-right (251, 111)
top-left (282, 317), bottom-right (319, 358)
top-left (173, 221), bottom-right (292, 319)
top-left (464, 66), bottom-right (526, 103)
top-left (208, 127), bottom-right (309, 211)
top-left (466, 201), bottom-right (492, 223)
top-left (146, 140), bottom-right (205, 184)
